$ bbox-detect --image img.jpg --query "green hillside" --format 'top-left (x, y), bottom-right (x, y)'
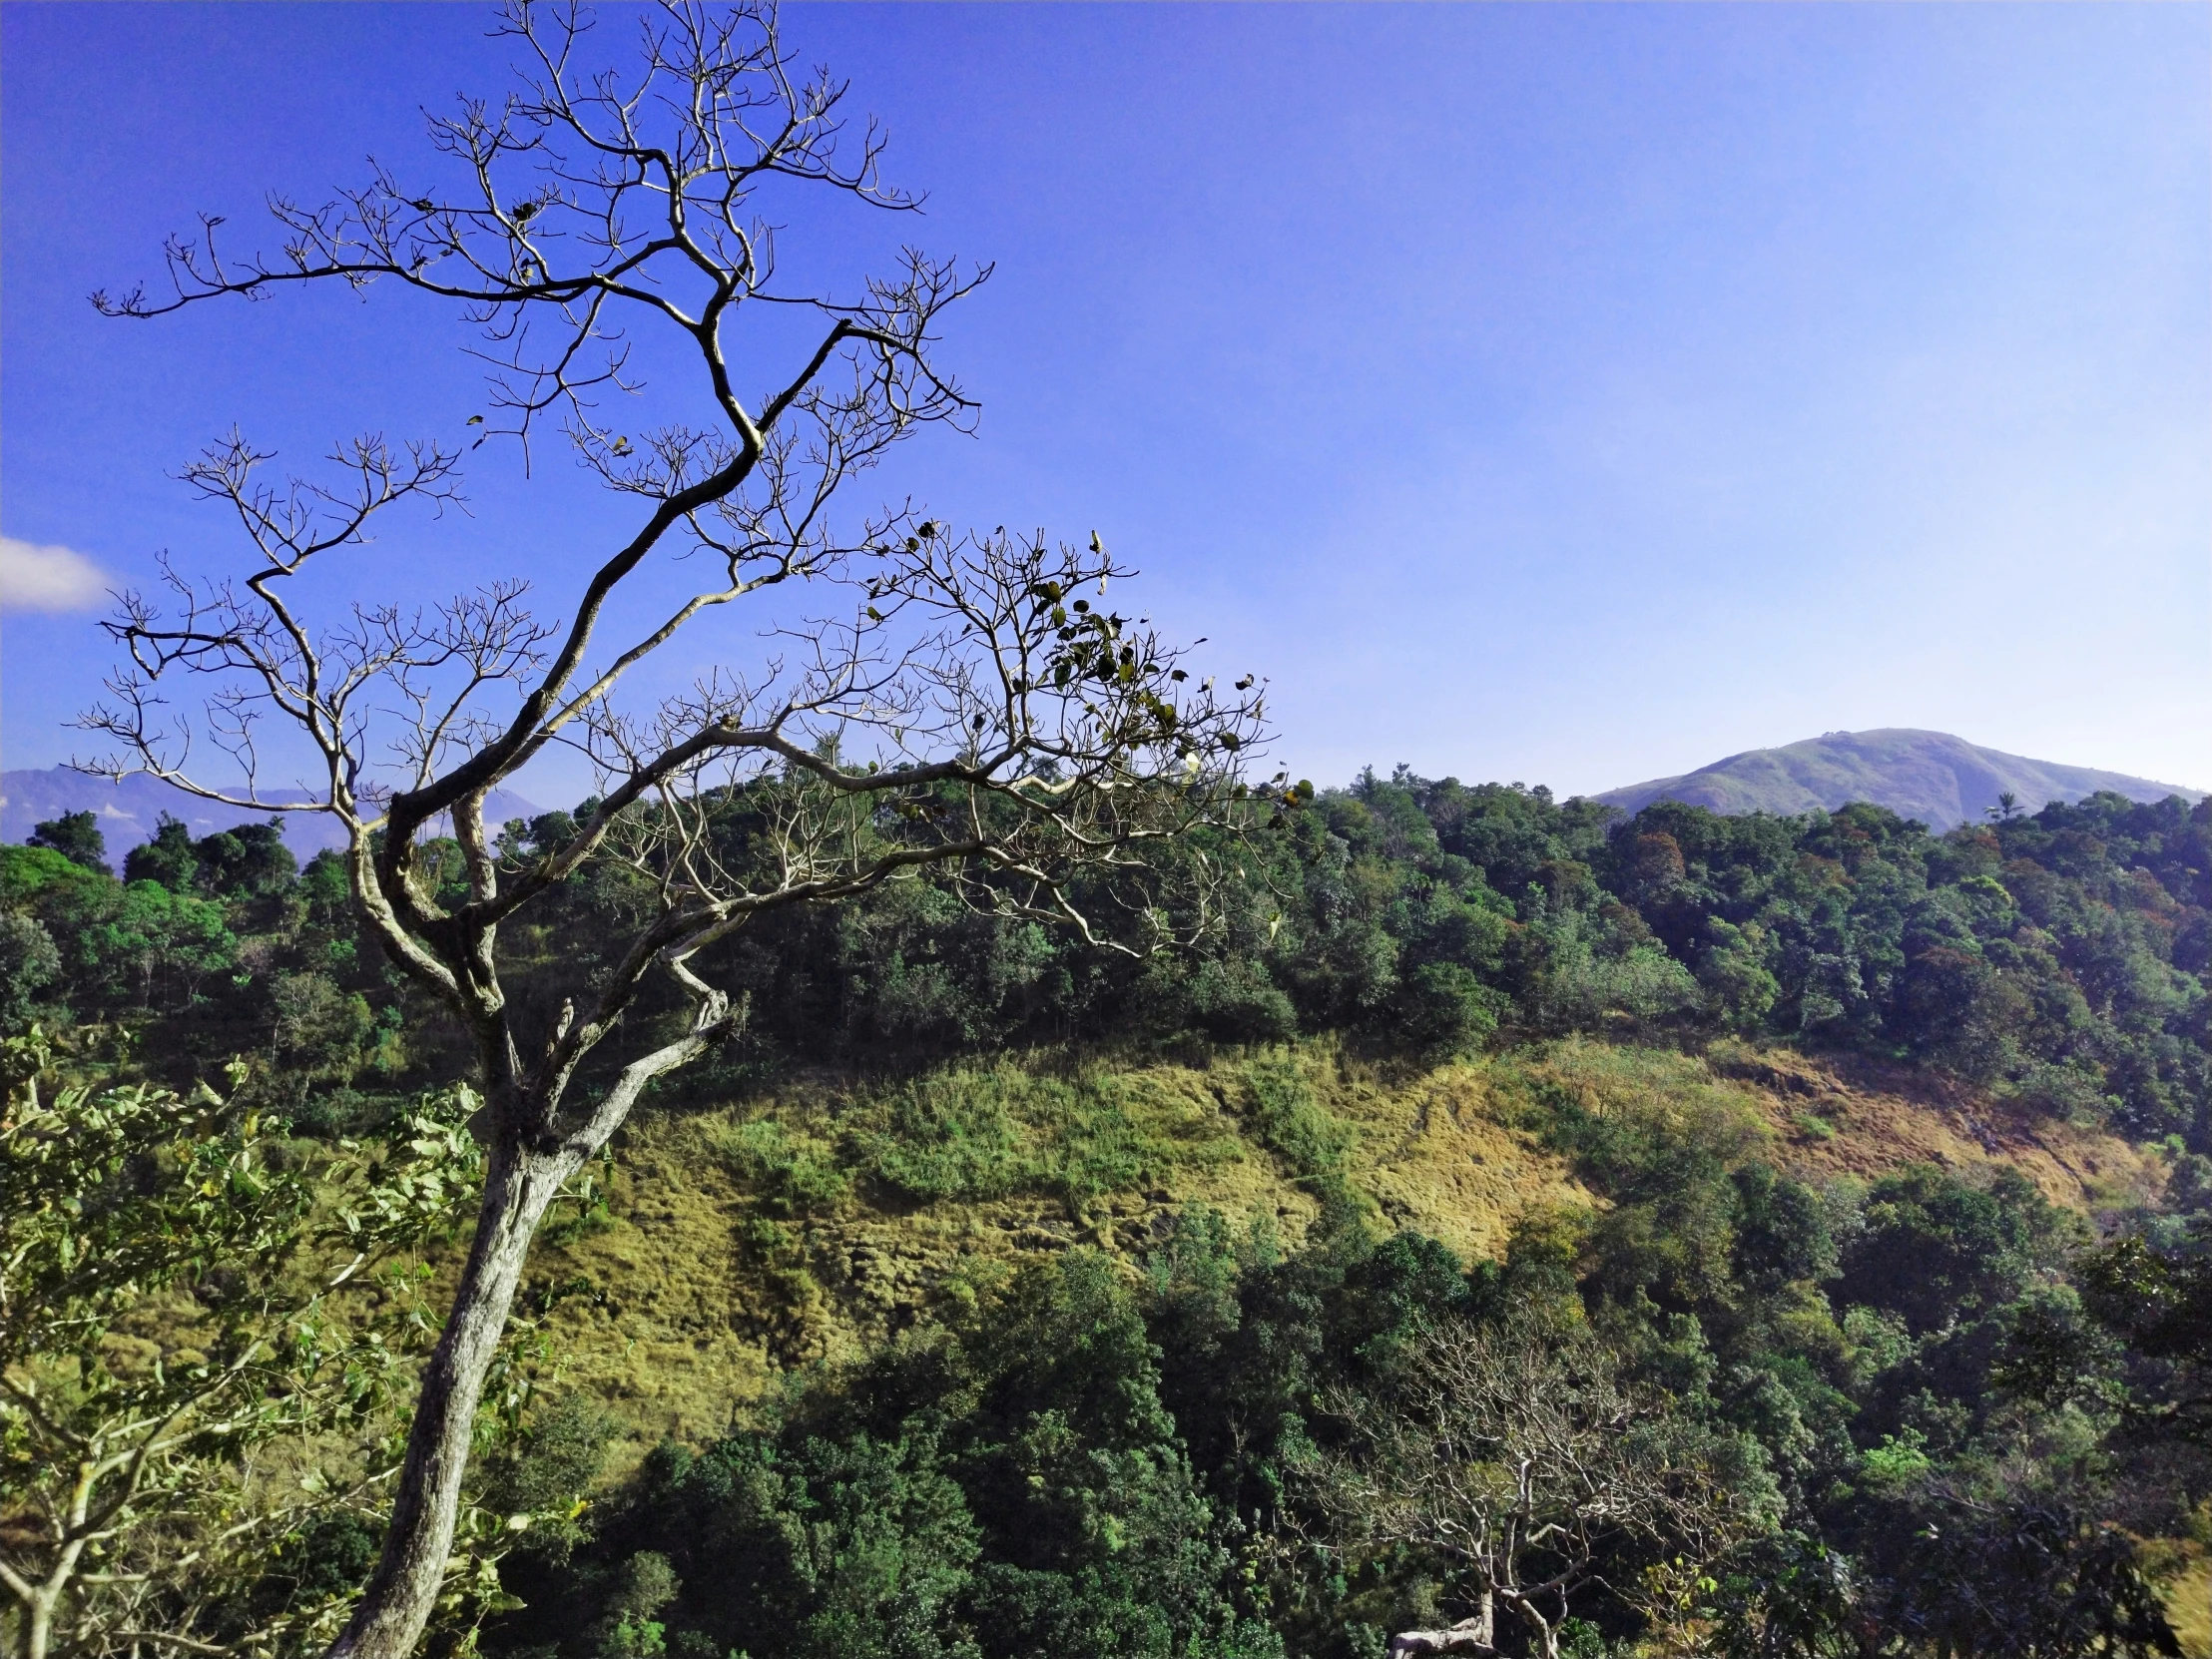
top-left (1597, 728), bottom-right (2203, 830)
top-left (10, 775), bottom-right (2212, 1659)
top-left (471, 1037), bottom-right (2164, 1453)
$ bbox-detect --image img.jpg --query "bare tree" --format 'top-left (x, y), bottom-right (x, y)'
top-left (1303, 1319), bottom-right (1771, 1659)
top-left (76, 7), bottom-right (1263, 1658)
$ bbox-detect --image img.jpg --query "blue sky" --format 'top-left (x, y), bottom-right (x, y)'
top-left (4, 2), bottom-right (2207, 806)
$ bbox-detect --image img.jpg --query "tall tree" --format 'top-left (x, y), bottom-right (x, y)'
top-left (79, 7), bottom-right (1260, 1657)
top-left (24, 817), bottom-right (108, 879)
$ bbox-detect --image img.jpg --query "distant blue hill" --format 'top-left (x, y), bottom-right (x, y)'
top-left (1595, 729), bottom-right (2204, 832)
top-left (1, 767), bottom-right (543, 859)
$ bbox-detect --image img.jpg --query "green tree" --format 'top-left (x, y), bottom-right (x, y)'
top-left (192, 821), bottom-right (298, 900)
top-left (74, 881), bottom-right (236, 1011)
top-left (121, 816), bottom-right (200, 891)
top-left (0, 848), bottom-right (111, 918)
top-left (26, 815), bottom-right (109, 878)
top-left (0, 917), bottom-right (60, 1033)
top-left (513, 1251), bottom-right (1277, 1659)
top-left (1833, 1481), bottom-right (2179, 1658)
top-left (1837, 1167), bottom-right (2077, 1337)
top-left (269, 970), bottom-right (377, 1084)
top-left (2079, 1222), bottom-right (2212, 1446)
top-left (0, 1035), bottom-right (485, 1659)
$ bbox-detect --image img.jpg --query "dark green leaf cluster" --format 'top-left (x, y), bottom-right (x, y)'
top-left (11, 779), bottom-right (2208, 1157)
top-left (490, 1251), bottom-right (1282, 1659)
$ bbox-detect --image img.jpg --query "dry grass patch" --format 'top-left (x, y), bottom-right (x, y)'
top-left (505, 1045), bottom-right (1599, 1451)
top-left (1708, 1040), bottom-right (2165, 1212)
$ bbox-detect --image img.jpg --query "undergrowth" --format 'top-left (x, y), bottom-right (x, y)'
top-left (1238, 1055), bottom-right (1355, 1196)
top-left (712, 1061), bottom-right (1260, 1216)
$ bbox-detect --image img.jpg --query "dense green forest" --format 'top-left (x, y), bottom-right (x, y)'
top-left (11, 774), bottom-right (2209, 1144)
top-left (6, 779), bottom-right (2211, 1658)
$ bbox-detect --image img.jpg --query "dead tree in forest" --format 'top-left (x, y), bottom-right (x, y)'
top-left (1304, 1319), bottom-right (1769, 1659)
top-left (79, 6), bottom-right (1263, 1656)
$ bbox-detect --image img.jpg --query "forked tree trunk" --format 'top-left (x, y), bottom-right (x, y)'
top-left (11, 1436), bottom-right (108, 1659)
top-left (325, 1137), bottom-right (573, 1659)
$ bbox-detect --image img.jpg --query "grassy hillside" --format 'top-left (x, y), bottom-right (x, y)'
top-left (448, 1034), bottom-right (2207, 1659)
top-left (506, 1036), bottom-right (2165, 1458)
top-left (1596, 728), bottom-right (2203, 830)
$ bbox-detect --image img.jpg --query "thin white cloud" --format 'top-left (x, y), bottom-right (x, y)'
top-left (0, 535), bottom-right (114, 613)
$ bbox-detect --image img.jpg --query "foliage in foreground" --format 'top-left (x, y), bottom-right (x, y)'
top-left (0, 1032), bottom-right (508, 1659)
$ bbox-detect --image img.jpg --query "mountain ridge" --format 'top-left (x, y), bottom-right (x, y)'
top-left (1594, 728), bottom-right (2203, 831)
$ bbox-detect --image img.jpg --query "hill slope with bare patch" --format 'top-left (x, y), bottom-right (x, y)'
top-left (503, 1038), bottom-right (2170, 1458)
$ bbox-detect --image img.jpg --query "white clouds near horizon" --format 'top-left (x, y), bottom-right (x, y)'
top-left (0, 536), bottom-right (112, 613)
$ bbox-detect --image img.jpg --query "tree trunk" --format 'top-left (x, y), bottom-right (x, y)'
top-left (1387, 1586), bottom-right (1494, 1658)
top-left (1387, 1617), bottom-right (1495, 1657)
top-left (11, 1472), bottom-right (93, 1659)
top-left (323, 1137), bottom-right (570, 1659)
top-left (24, 1585), bottom-right (56, 1659)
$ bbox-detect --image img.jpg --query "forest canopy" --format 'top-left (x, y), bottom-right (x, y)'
top-left (18, 776), bottom-right (2205, 1148)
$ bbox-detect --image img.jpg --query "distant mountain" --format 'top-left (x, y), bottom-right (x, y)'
top-left (1, 768), bottom-right (543, 859)
top-left (1594, 729), bottom-right (2203, 832)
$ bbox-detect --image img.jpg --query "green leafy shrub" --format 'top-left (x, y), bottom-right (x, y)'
top-left (861, 1071), bottom-right (1029, 1204)
top-left (711, 1119), bottom-right (853, 1217)
top-left (1239, 1057), bottom-right (1352, 1191)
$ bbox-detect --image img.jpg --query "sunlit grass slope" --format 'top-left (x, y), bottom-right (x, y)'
top-left (488, 1036), bottom-right (2163, 1463)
